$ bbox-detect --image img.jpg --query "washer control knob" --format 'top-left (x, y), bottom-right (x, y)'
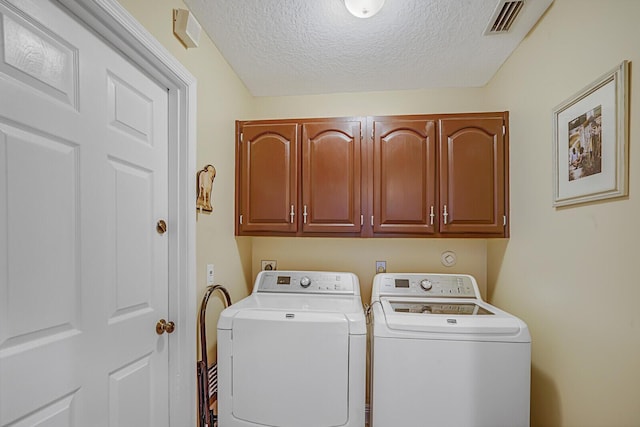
top-left (300, 276), bottom-right (311, 288)
top-left (420, 279), bottom-right (433, 291)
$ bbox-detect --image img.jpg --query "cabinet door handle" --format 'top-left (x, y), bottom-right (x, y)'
top-left (303, 205), bottom-right (308, 224)
top-left (443, 205), bottom-right (448, 225)
top-left (429, 206), bottom-right (435, 225)
top-left (290, 204), bottom-right (295, 224)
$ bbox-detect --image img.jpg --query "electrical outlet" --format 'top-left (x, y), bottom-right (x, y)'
top-left (376, 261), bottom-right (386, 274)
top-left (261, 260), bottom-right (277, 271)
top-left (206, 264), bottom-right (214, 285)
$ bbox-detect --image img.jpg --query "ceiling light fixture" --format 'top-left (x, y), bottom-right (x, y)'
top-left (344, 0), bottom-right (385, 18)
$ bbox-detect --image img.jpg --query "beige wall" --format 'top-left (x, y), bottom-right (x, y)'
top-left (120, 0), bottom-right (640, 426)
top-left (251, 87), bottom-right (488, 119)
top-left (252, 238), bottom-right (488, 303)
top-left (487, 1), bottom-right (640, 426)
top-left (117, 0), bottom-right (254, 360)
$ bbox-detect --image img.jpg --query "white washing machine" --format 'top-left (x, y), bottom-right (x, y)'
top-left (370, 273), bottom-right (531, 427)
top-left (218, 270), bottom-right (366, 427)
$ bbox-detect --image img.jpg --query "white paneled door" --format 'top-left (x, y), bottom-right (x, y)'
top-left (0, 1), bottom-right (171, 426)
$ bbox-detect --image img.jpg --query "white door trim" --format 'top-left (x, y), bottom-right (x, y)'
top-left (55, 1), bottom-right (197, 425)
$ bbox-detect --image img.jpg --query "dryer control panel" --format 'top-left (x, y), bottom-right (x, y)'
top-left (374, 274), bottom-right (479, 299)
top-left (255, 271), bottom-right (360, 295)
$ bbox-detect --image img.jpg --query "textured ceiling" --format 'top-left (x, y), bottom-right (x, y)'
top-left (183, 0), bottom-right (554, 97)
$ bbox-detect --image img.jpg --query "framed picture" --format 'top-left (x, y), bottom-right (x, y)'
top-left (552, 60), bottom-right (629, 207)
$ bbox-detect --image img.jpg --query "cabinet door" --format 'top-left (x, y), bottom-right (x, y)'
top-left (372, 119), bottom-right (436, 234)
top-left (301, 121), bottom-right (362, 233)
top-left (238, 123), bottom-right (298, 233)
top-left (439, 116), bottom-right (506, 235)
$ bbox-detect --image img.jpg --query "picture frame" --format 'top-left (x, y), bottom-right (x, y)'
top-left (552, 60), bottom-right (629, 207)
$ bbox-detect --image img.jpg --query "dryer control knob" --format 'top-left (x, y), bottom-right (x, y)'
top-left (420, 279), bottom-right (433, 291)
top-left (300, 276), bottom-right (311, 288)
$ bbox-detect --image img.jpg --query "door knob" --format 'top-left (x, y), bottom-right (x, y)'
top-left (156, 319), bottom-right (175, 335)
top-left (156, 219), bottom-right (167, 235)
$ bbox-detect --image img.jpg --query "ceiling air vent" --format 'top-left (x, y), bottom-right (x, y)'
top-left (484, 0), bottom-right (525, 35)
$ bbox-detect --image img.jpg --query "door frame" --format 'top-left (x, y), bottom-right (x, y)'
top-left (56, 0), bottom-right (197, 425)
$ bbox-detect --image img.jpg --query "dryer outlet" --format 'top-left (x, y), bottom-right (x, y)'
top-left (261, 260), bottom-right (277, 271)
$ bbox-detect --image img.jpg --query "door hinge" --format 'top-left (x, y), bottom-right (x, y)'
top-left (239, 214), bottom-right (243, 225)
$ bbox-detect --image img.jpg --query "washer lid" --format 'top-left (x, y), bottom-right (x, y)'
top-left (380, 298), bottom-right (527, 337)
top-left (389, 300), bottom-right (494, 316)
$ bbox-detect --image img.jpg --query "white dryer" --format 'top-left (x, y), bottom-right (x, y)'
top-left (218, 270), bottom-right (366, 427)
top-left (370, 273), bottom-right (531, 427)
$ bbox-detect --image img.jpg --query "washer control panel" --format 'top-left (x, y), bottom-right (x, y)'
top-left (256, 271), bottom-right (359, 295)
top-left (375, 274), bottom-right (478, 299)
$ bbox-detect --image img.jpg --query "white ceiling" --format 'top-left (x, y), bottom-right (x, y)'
top-left (183, 0), bottom-right (554, 97)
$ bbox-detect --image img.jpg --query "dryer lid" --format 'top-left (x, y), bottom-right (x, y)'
top-left (217, 294), bottom-right (366, 334)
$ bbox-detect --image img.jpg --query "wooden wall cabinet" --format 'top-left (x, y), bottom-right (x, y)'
top-left (235, 118), bottom-right (363, 236)
top-left (236, 112), bottom-right (509, 238)
top-left (301, 121), bottom-right (362, 234)
top-left (237, 122), bottom-right (298, 234)
top-left (368, 113), bottom-right (508, 237)
top-left (371, 118), bottom-right (437, 235)
top-left (438, 116), bottom-right (507, 235)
